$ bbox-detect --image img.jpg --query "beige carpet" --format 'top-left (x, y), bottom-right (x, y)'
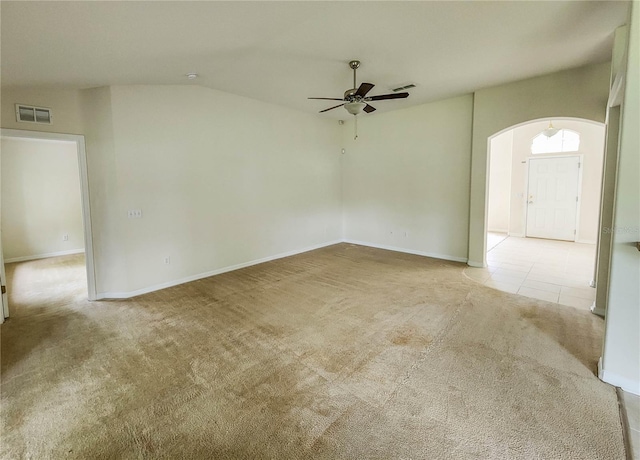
top-left (0, 244), bottom-right (625, 459)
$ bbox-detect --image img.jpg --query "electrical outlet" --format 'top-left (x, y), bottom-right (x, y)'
top-left (63, 234), bottom-right (69, 241)
top-left (164, 256), bottom-right (171, 265)
top-left (127, 209), bottom-right (143, 218)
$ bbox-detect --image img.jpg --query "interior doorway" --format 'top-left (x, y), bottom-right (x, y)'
top-left (475, 118), bottom-right (606, 308)
top-left (0, 129), bottom-right (96, 323)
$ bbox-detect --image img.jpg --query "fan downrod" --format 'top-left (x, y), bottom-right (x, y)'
top-left (346, 60), bottom-right (361, 98)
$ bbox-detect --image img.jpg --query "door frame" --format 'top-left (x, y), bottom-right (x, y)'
top-left (0, 230), bottom-right (7, 321)
top-left (524, 153), bottom-right (584, 242)
top-left (0, 129), bottom-right (97, 317)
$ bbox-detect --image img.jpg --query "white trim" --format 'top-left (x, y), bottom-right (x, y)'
top-left (5, 249), bottom-right (84, 264)
top-left (574, 153), bottom-right (585, 242)
top-left (590, 302), bottom-right (606, 318)
top-left (97, 240), bottom-right (343, 299)
top-left (1, 129), bottom-right (98, 301)
top-left (467, 260), bottom-right (486, 268)
top-left (576, 239), bottom-right (597, 245)
top-left (487, 228), bottom-right (508, 233)
top-left (0, 229), bottom-right (7, 322)
top-left (508, 232), bottom-right (525, 238)
top-left (609, 70), bottom-right (626, 108)
top-left (599, 357), bottom-right (640, 395)
top-left (343, 239), bottom-right (468, 263)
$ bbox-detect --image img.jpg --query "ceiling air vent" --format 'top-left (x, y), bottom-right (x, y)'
top-left (391, 83), bottom-right (416, 92)
top-left (15, 104), bottom-right (52, 124)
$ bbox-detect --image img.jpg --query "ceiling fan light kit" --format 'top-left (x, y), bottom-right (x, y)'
top-left (308, 59), bottom-right (410, 138)
top-left (345, 101), bottom-right (366, 115)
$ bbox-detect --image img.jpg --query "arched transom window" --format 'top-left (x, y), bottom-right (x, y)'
top-left (531, 129), bottom-right (580, 154)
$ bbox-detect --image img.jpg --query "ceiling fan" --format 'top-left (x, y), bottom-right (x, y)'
top-left (309, 60), bottom-right (409, 116)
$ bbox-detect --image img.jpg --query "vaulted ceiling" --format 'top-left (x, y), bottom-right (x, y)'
top-left (1, 1), bottom-right (630, 118)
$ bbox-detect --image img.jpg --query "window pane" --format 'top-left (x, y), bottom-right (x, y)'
top-left (562, 130), bottom-right (580, 151)
top-left (531, 133), bottom-right (548, 154)
top-left (531, 129), bottom-right (580, 154)
top-left (547, 133), bottom-right (563, 152)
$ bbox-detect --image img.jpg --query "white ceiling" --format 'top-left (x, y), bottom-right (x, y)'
top-left (1, 1), bottom-right (630, 118)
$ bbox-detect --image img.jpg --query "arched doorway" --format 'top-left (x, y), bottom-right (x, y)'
top-left (467, 118), bottom-right (606, 309)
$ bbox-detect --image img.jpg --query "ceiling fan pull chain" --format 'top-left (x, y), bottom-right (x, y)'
top-left (354, 115), bottom-right (358, 140)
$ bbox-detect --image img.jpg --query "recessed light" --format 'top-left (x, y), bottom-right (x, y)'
top-left (186, 73), bottom-right (198, 80)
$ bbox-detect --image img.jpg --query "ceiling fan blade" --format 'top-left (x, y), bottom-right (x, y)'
top-left (367, 92), bottom-right (409, 101)
top-left (363, 104), bottom-right (376, 113)
top-left (319, 103), bottom-right (345, 113)
top-left (355, 82), bottom-right (375, 97)
top-left (308, 97), bottom-right (344, 101)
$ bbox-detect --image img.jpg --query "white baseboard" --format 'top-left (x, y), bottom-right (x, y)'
top-left (467, 260), bottom-right (486, 268)
top-left (599, 357), bottom-right (640, 395)
top-left (508, 233), bottom-right (525, 238)
top-left (487, 228), bottom-right (508, 233)
top-left (343, 239), bottom-right (468, 263)
top-left (5, 249), bottom-right (85, 264)
top-left (576, 239), bottom-right (597, 245)
top-left (97, 239), bottom-right (470, 300)
top-left (590, 302), bottom-right (605, 318)
top-left (96, 240), bottom-right (343, 300)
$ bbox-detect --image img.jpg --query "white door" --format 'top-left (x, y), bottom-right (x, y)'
top-left (526, 156), bottom-right (580, 241)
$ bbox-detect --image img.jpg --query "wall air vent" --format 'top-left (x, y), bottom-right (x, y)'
top-left (15, 104), bottom-right (52, 124)
top-left (391, 83), bottom-right (416, 92)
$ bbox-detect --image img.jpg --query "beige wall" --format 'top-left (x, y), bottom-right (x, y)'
top-left (100, 85), bottom-right (342, 295)
top-left (342, 95), bottom-right (473, 261)
top-left (487, 131), bottom-right (512, 233)
top-left (468, 62), bottom-right (611, 265)
top-left (80, 87), bottom-right (125, 293)
top-left (602, 2), bottom-right (640, 395)
top-left (1, 137), bottom-right (84, 261)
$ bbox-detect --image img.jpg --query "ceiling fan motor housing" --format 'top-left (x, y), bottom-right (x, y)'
top-left (344, 88), bottom-right (357, 99)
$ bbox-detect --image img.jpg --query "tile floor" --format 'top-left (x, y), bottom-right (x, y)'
top-left (464, 233), bottom-right (597, 310)
top-left (622, 390), bottom-right (640, 459)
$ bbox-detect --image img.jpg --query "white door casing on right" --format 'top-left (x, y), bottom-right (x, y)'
top-left (0, 231), bottom-right (7, 322)
top-left (526, 156), bottom-right (580, 241)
